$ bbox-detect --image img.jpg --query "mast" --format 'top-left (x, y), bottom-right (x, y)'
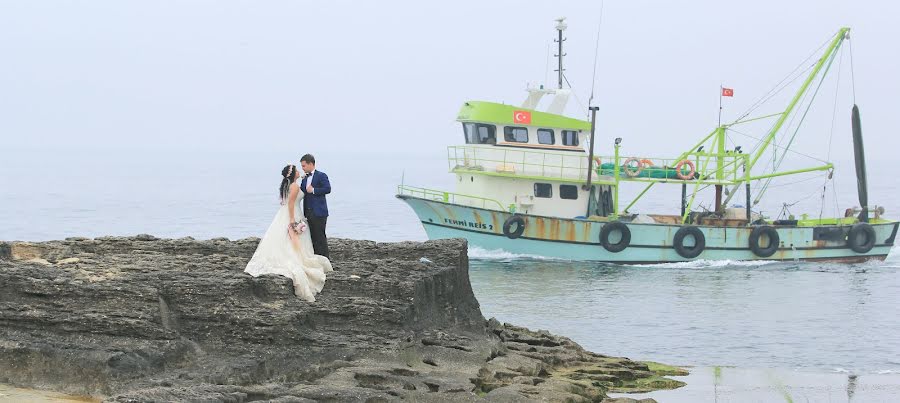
top-left (715, 85), bottom-right (724, 212)
top-left (554, 17), bottom-right (567, 89)
top-left (748, 28), bottom-right (850, 171)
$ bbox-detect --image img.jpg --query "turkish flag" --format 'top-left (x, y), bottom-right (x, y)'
top-left (513, 110), bottom-right (532, 124)
top-left (722, 87), bottom-right (734, 97)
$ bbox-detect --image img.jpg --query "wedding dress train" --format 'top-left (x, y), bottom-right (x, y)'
top-left (244, 190), bottom-right (333, 301)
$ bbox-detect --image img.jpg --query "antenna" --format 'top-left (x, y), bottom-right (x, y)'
top-left (588, 0), bottom-right (605, 107)
top-left (554, 17), bottom-right (567, 90)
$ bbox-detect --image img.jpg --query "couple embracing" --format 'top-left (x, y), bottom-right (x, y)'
top-left (244, 154), bottom-right (333, 302)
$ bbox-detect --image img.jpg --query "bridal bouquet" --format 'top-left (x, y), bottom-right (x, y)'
top-left (290, 221), bottom-right (307, 235)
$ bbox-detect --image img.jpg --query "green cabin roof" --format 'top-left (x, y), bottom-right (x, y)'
top-left (456, 101), bottom-right (591, 131)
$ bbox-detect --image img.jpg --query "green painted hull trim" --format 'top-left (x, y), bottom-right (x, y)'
top-left (457, 101), bottom-right (591, 131)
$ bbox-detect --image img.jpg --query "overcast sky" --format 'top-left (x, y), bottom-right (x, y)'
top-left (2, 0), bottom-right (898, 162)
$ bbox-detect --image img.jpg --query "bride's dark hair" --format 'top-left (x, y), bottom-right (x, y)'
top-left (279, 164), bottom-right (297, 202)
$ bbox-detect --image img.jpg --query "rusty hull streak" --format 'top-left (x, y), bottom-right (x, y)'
top-left (549, 218), bottom-right (562, 241)
top-left (564, 219), bottom-right (577, 242)
top-left (580, 221), bottom-right (592, 243)
top-left (490, 211), bottom-right (501, 234)
top-left (423, 202), bottom-right (446, 222)
top-left (440, 205), bottom-right (457, 221)
top-left (532, 217), bottom-right (547, 239)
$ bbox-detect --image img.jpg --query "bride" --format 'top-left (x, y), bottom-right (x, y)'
top-left (244, 164), bottom-right (333, 301)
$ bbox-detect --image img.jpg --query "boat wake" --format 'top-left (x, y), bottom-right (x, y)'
top-left (467, 246), bottom-right (899, 268)
top-left (631, 259), bottom-right (780, 269)
top-left (467, 246), bottom-right (568, 261)
top-left (885, 245), bottom-right (900, 265)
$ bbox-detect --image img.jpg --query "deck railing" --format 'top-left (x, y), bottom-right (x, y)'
top-left (446, 145), bottom-right (752, 185)
top-left (447, 145), bottom-right (597, 182)
top-left (397, 184), bottom-right (506, 211)
top-left (597, 152), bottom-right (751, 185)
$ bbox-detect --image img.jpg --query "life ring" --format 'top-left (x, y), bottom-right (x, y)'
top-left (593, 157), bottom-right (603, 174)
top-left (599, 221), bottom-right (631, 253)
top-left (673, 226), bottom-right (705, 258)
top-left (847, 222), bottom-right (876, 253)
top-left (622, 157), bottom-right (644, 177)
top-left (749, 226), bottom-right (780, 257)
top-left (502, 215), bottom-right (526, 239)
top-left (675, 160), bottom-right (696, 180)
top-left (640, 159), bottom-right (656, 176)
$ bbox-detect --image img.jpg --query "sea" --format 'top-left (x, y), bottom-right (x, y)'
top-left (2, 147), bottom-right (899, 402)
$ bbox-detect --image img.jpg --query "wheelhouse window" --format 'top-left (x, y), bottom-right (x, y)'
top-left (504, 126), bottom-right (529, 143)
top-left (560, 184), bottom-right (578, 200)
top-left (463, 123), bottom-right (496, 144)
top-left (534, 183), bottom-right (552, 198)
top-left (537, 129), bottom-right (555, 145)
top-left (561, 130), bottom-right (579, 146)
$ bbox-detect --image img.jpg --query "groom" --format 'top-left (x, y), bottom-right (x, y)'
top-left (300, 154), bottom-right (330, 258)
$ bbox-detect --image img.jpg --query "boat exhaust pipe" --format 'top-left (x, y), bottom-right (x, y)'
top-left (851, 104), bottom-right (869, 222)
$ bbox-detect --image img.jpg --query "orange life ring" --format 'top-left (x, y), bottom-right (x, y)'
top-left (622, 157), bottom-right (644, 177)
top-left (640, 159), bottom-right (655, 175)
top-left (675, 160), bottom-right (696, 180)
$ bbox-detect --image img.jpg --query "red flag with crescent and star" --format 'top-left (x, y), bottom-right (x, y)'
top-left (513, 110), bottom-right (532, 124)
top-left (722, 87), bottom-right (734, 97)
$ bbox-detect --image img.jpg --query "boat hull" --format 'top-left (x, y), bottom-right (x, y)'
top-left (398, 196), bottom-right (897, 263)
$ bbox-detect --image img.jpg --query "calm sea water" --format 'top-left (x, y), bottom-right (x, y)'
top-left (2, 148), bottom-right (898, 377)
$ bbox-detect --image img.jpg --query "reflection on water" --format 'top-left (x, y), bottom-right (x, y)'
top-left (608, 367), bottom-right (900, 402)
top-left (470, 251), bottom-right (900, 374)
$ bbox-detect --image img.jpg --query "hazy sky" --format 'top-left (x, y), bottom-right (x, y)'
top-left (2, 0), bottom-right (898, 162)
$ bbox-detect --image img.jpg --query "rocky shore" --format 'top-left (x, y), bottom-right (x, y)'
top-left (0, 236), bottom-right (684, 402)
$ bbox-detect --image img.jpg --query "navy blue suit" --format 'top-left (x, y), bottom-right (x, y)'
top-left (300, 170), bottom-right (330, 218)
top-left (301, 170), bottom-right (331, 258)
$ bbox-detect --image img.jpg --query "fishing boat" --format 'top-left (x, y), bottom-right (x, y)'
top-left (397, 20), bottom-right (896, 263)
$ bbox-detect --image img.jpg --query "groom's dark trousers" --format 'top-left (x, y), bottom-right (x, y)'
top-left (301, 170), bottom-right (330, 258)
top-left (306, 215), bottom-right (328, 258)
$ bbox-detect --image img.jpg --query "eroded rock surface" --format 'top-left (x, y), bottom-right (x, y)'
top-left (0, 237), bottom-right (680, 402)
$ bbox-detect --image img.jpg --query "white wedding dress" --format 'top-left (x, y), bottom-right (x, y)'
top-left (244, 189), bottom-right (333, 301)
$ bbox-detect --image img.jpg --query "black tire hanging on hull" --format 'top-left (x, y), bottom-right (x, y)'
top-left (847, 222), bottom-right (876, 253)
top-left (749, 226), bottom-right (780, 257)
top-left (599, 221), bottom-right (631, 253)
top-left (503, 215), bottom-right (526, 239)
top-left (673, 226), bottom-right (705, 259)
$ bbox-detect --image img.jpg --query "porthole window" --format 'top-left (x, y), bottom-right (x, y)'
top-left (560, 184), bottom-right (578, 200)
top-left (534, 183), bottom-right (552, 198)
top-left (537, 129), bottom-right (554, 145)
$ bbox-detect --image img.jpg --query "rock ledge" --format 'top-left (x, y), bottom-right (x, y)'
top-left (0, 236), bottom-right (683, 402)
